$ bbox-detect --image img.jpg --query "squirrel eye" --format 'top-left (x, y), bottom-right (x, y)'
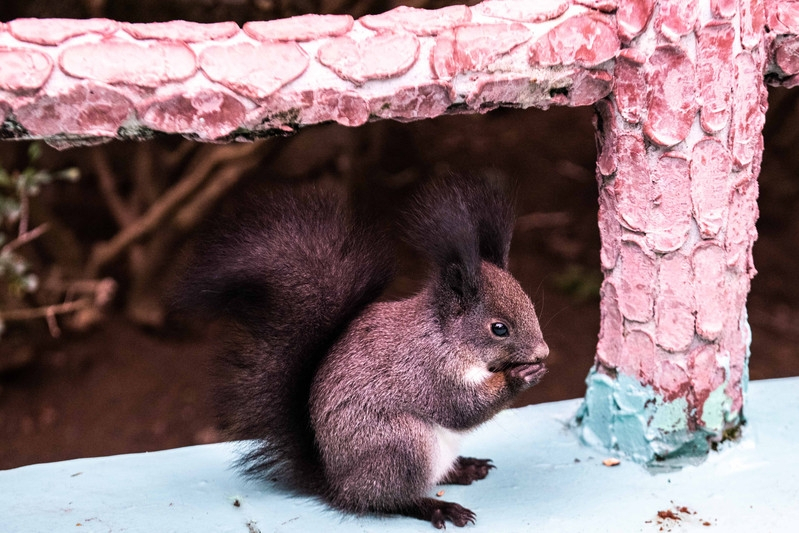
top-left (490, 322), bottom-right (509, 337)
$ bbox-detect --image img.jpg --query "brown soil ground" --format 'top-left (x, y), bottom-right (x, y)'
top-left (2, 93), bottom-right (799, 470)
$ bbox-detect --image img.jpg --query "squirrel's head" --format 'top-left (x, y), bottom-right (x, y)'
top-left (431, 259), bottom-right (548, 370)
top-left (405, 174), bottom-right (548, 372)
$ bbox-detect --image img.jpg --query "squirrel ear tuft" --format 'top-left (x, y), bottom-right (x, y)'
top-left (402, 173), bottom-right (515, 311)
top-left (473, 174), bottom-right (515, 270)
top-left (402, 172), bottom-right (515, 266)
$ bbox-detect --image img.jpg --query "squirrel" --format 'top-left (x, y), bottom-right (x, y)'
top-left (180, 174), bottom-right (549, 529)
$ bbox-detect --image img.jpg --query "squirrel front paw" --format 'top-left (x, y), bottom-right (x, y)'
top-left (507, 362), bottom-right (547, 385)
top-left (440, 456), bottom-right (495, 485)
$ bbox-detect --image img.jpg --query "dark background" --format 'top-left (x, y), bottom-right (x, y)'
top-left (1, 1), bottom-right (798, 470)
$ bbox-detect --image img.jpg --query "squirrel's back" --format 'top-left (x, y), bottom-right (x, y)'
top-left (180, 185), bottom-right (394, 492)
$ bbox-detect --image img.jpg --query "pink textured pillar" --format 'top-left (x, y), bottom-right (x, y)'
top-left (577, 0), bottom-right (767, 462)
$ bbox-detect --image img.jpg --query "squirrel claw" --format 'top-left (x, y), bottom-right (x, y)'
top-left (405, 498), bottom-right (476, 529)
top-left (431, 501), bottom-right (476, 529)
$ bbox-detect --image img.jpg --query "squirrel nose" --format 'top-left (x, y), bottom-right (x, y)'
top-left (533, 342), bottom-right (549, 362)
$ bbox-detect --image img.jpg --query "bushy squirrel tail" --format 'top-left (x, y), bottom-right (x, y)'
top-left (179, 185), bottom-right (394, 493)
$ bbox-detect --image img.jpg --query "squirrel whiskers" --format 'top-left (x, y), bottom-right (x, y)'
top-left (181, 175), bottom-right (548, 528)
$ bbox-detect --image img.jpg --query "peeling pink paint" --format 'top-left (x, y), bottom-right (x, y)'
top-left (318, 32), bottom-right (420, 85)
top-left (61, 39), bottom-right (197, 87)
top-left (8, 18), bottom-right (118, 45)
top-left (730, 53), bottom-right (767, 169)
top-left (655, 357), bottom-right (690, 402)
top-left (617, 0), bottom-right (654, 42)
top-left (727, 178), bottom-right (760, 274)
top-left (472, 0), bottom-right (570, 23)
top-left (200, 42), bottom-right (308, 100)
top-left (649, 153), bottom-right (691, 252)
top-left (692, 243), bottom-right (727, 341)
top-left (433, 23), bottom-right (532, 79)
top-left (697, 22), bottom-right (734, 134)
top-left (691, 138), bottom-right (731, 239)
top-left (644, 45), bottom-right (697, 147)
top-left (257, 88), bottom-right (370, 129)
top-left (625, 329), bottom-right (656, 383)
top-left (0, 48), bottom-right (53, 91)
top-left (740, 0), bottom-right (766, 50)
top-left (774, 35), bottom-right (799, 75)
top-left (618, 241), bottom-right (656, 323)
top-left (370, 83), bottom-right (452, 121)
top-left (614, 49), bottom-right (648, 124)
top-left (360, 5), bottom-right (470, 36)
top-left (710, 0), bottom-right (736, 19)
top-left (594, 99), bottom-right (617, 176)
top-left (690, 344), bottom-right (727, 423)
top-left (139, 91), bottom-right (246, 140)
top-left (465, 75), bottom-right (527, 109)
top-left (529, 15), bottom-right (618, 67)
top-left (656, 252), bottom-right (694, 353)
top-left (596, 280), bottom-right (623, 369)
top-left (570, 69), bottom-right (614, 106)
top-left (613, 133), bottom-right (650, 232)
top-left (723, 275), bottom-right (751, 414)
top-left (15, 84), bottom-right (132, 137)
top-left (656, 0), bottom-right (699, 42)
top-left (243, 14), bottom-right (353, 42)
top-left (123, 21), bottom-right (239, 42)
top-left (575, 0), bottom-right (619, 12)
top-left (775, 1), bottom-right (799, 33)
top-left (597, 185), bottom-right (622, 271)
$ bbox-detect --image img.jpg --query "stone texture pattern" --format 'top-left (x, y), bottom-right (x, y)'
top-left (0, 2), bottom-right (626, 143)
top-left (0, 0), bottom-right (796, 459)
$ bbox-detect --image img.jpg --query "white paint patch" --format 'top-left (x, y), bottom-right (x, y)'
top-left (463, 364), bottom-right (492, 385)
top-left (429, 425), bottom-right (463, 485)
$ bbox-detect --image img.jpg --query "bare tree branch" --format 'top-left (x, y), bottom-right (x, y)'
top-left (90, 148), bottom-right (136, 226)
top-left (0, 277), bottom-right (116, 324)
top-left (85, 142), bottom-right (265, 277)
top-left (132, 142), bottom-right (160, 208)
top-left (173, 153), bottom-right (263, 232)
top-left (1, 298), bottom-right (91, 322)
top-left (1, 223), bottom-right (49, 255)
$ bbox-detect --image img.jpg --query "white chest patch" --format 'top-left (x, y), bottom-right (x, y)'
top-left (429, 425), bottom-right (463, 485)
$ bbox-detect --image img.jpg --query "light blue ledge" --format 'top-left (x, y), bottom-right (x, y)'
top-left (1, 377), bottom-right (797, 533)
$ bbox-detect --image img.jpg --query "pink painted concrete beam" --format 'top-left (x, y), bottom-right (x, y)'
top-left (0, 2), bottom-right (619, 143)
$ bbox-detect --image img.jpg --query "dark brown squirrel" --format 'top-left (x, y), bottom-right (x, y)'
top-left (180, 174), bottom-right (549, 529)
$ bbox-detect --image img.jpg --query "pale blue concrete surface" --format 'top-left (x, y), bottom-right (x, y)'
top-left (1, 377), bottom-right (797, 533)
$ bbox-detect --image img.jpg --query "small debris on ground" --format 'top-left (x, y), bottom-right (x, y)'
top-left (650, 504), bottom-right (715, 531)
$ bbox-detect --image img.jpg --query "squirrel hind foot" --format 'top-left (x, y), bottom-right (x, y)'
top-left (399, 498), bottom-right (476, 529)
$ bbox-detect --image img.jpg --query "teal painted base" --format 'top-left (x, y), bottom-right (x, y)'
top-left (576, 369), bottom-right (748, 468)
top-left (577, 311), bottom-right (752, 467)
